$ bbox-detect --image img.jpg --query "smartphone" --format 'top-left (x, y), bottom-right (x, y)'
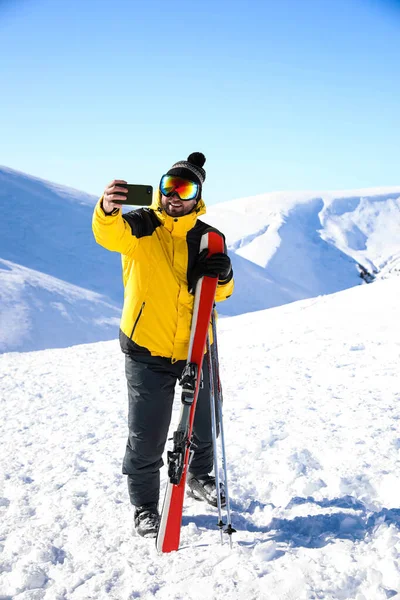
top-left (116, 184), bottom-right (153, 206)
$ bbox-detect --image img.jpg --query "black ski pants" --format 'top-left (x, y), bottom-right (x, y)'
top-left (122, 353), bottom-right (214, 507)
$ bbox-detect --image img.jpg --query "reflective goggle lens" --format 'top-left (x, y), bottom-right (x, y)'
top-left (160, 175), bottom-right (199, 201)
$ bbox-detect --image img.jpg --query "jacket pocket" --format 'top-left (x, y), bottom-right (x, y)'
top-left (130, 302), bottom-right (145, 339)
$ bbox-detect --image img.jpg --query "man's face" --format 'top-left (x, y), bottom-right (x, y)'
top-left (160, 193), bottom-right (197, 217)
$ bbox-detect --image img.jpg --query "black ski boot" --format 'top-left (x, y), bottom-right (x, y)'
top-left (134, 503), bottom-right (160, 538)
top-left (187, 474), bottom-right (226, 508)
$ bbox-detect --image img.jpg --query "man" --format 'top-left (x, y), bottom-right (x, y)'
top-left (92, 152), bottom-right (234, 538)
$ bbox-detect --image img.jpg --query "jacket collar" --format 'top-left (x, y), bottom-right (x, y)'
top-left (151, 191), bottom-right (206, 237)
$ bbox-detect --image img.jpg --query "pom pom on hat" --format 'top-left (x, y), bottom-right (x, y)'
top-left (167, 152), bottom-right (206, 187)
top-left (187, 152), bottom-right (206, 169)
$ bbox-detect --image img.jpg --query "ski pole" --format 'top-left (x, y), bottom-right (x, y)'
top-left (211, 309), bottom-right (236, 548)
top-left (206, 336), bottom-right (225, 544)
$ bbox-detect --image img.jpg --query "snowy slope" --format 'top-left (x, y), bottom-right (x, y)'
top-left (378, 252), bottom-right (400, 280)
top-left (0, 165), bottom-right (122, 302)
top-left (0, 258), bottom-right (120, 352)
top-left (207, 186), bottom-right (400, 309)
top-left (1, 277), bottom-right (400, 599)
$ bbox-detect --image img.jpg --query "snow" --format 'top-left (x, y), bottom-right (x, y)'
top-left (0, 165), bottom-right (122, 306)
top-left (2, 163), bottom-right (400, 352)
top-left (2, 164), bottom-right (400, 597)
top-left (207, 187), bottom-right (400, 314)
top-left (1, 277), bottom-right (400, 599)
top-left (0, 258), bottom-right (120, 352)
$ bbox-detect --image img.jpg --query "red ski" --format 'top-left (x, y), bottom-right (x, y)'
top-left (156, 229), bottom-right (224, 553)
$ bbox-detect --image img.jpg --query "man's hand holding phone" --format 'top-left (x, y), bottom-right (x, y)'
top-left (102, 180), bottom-right (128, 214)
top-left (102, 180), bottom-right (153, 213)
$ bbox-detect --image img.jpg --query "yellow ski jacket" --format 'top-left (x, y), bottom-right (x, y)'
top-left (92, 193), bottom-right (234, 362)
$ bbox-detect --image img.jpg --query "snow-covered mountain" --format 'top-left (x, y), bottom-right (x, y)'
top-left (207, 187), bottom-right (400, 304)
top-left (0, 258), bottom-right (120, 353)
top-left (1, 276), bottom-right (400, 599)
top-left (0, 165), bottom-right (121, 301)
top-left (1, 164), bottom-right (400, 353)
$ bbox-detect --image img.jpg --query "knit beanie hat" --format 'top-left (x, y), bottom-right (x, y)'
top-left (166, 152), bottom-right (206, 195)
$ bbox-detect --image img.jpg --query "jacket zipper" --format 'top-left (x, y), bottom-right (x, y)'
top-left (130, 302), bottom-right (145, 339)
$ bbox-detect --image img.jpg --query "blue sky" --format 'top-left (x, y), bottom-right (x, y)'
top-left (1, 0), bottom-right (399, 204)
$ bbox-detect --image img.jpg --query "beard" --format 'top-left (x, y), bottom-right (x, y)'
top-left (161, 195), bottom-right (196, 217)
top-left (164, 201), bottom-right (186, 217)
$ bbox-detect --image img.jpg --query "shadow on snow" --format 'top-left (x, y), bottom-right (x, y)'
top-left (182, 495), bottom-right (400, 551)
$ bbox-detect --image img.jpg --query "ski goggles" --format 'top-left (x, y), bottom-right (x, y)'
top-left (159, 175), bottom-right (199, 201)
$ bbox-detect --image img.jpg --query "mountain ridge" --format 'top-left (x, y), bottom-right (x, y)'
top-left (1, 164), bottom-right (399, 352)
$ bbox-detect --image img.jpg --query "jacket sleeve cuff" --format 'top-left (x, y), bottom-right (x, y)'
top-left (99, 197), bottom-right (120, 217)
top-left (218, 267), bottom-right (233, 286)
top-left (94, 198), bottom-right (120, 223)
